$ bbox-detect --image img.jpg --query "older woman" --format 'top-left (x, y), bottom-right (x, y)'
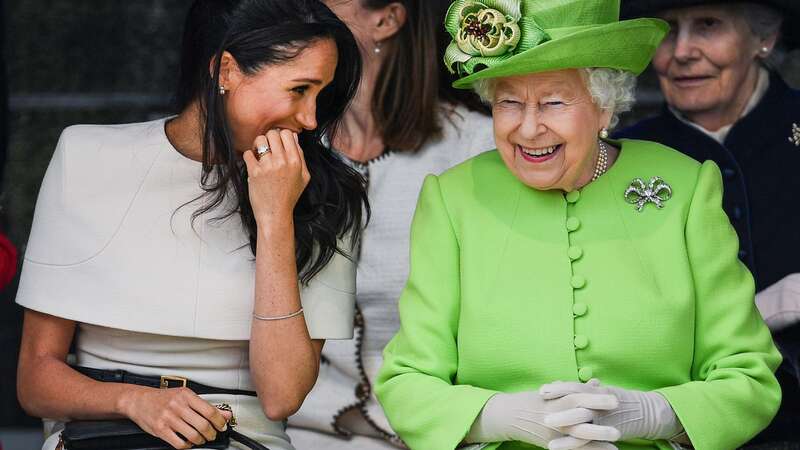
top-left (375, 0), bottom-right (781, 449)
top-left (617, 0), bottom-right (800, 442)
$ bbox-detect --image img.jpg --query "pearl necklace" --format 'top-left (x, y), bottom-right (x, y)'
top-left (591, 140), bottom-right (609, 182)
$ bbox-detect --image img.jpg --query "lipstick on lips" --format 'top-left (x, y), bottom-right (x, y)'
top-left (518, 143), bottom-right (562, 163)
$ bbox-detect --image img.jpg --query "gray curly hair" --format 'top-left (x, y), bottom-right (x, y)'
top-left (472, 68), bottom-right (637, 129)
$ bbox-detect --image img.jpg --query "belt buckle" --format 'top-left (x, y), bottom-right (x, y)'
top-left (160, 375), bottom-right (188, 389)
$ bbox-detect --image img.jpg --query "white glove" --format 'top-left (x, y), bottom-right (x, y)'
top-left (465, 389), bottom-right (621, 450)
top-left (540, 380), bottom-right (684, 442)
top-left (755, 273), bottom-right (800, 331)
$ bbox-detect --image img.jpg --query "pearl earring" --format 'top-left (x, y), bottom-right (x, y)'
top-left (599, 128), bottom-right (609, 139)
top-left (374, 41), bottom-right (382, 54)
top-left (219, 85), bottom-right (226, 95)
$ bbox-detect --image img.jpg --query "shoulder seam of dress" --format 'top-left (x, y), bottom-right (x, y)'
top-left (24, 144), bottom-right (168, 268)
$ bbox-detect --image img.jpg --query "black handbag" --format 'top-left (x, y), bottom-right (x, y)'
top-left (58, 419), bottom-right (231, 450)
top-left (58, 418), bottom-right (269, 450)
top-left (58, 367), bottom-right (270, 450)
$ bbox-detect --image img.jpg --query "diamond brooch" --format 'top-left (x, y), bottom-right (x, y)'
top-left (789, 123), bottom-right (800, 147)
top-left (624, 177), bottom-right (672, 212)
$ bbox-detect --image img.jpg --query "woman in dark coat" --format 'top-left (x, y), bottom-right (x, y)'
top-left (617, 0), bottom-right (800, 443)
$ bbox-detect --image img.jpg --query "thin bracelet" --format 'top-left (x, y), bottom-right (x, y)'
top-left (252, 308), bottom-right (304, 321)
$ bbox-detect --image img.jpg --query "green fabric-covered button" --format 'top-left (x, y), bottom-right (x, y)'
top-left (571, 275), bottom-right (586, 289)
top-left (573, 303), bottom-right (588, 317)
top-left (578, 367), bottom-right (593, 382)
top-left (566, 217), bottom-right (581, 232)
top-left (566, 190), bottom-right (581, 203)
top-left (574, 335), bottom-right (589, 349)
top-left (568, 246), bottom-right (583, 261)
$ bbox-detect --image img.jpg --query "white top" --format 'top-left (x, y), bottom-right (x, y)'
top-left (287, 105), bottom-right (495, 445)
top-left (75, 323), bottom-right (256, 389)
top-left (16, 118), bottom-right (356, 340)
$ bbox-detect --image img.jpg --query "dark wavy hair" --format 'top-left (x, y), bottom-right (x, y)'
top-left (174, 0), bottom-right (367, 284)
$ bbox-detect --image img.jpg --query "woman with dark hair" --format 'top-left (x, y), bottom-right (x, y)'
top-left (285, 1), bottom-right (494, 448)
top-left (15, 1), bottom-right (366, 449)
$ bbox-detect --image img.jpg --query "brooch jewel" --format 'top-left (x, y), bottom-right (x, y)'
top-left (789, 123), bottom-right (800, 147)
top-left (624, 177), bottom-right (673, 212)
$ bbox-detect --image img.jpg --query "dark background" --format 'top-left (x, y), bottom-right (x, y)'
top-left (1, 0), bottom-right (191, 441)
top-left (1, 1), bottom-right (800, 448)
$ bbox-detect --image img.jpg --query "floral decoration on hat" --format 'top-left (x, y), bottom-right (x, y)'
top-left (444, 0), bottom-right (549, 75)
top-left (458, 6), bottom-right (520, 56)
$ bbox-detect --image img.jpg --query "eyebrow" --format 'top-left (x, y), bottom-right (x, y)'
top-left (496, 84), bottom-right (570, 97)
top-left (539, 87), bottom-right (567, 96)
top-left (291, 78), bottom-right (323, 85)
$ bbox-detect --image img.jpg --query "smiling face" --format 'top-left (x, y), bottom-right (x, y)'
top-left (491, 69), bottom-right (611, 191)
top-left (652, 5), bottom-right (763, 129)
top-left (221, 38), bottom-right (338, 153)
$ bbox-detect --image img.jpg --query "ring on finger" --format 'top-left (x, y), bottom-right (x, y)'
top-left (256, 143), bottom-right (271, 159)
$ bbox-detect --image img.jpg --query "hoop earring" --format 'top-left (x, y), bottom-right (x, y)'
top-left (599, 128), bottom-right (609, 139)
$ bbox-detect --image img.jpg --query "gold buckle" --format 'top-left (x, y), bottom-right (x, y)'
top-left (160, 375), bottom-right (188, 388)
top-left (215, 403), bottom-right (237, 428)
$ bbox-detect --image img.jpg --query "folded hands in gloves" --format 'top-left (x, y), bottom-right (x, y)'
top-left (465, 379), bottom-right (685, 450)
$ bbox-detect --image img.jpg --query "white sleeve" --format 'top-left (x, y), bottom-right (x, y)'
top-left (16, 124), bottom-right (160, 318)
top-left (755, 273), bottom-right (800, 331)
top-left (300, 235), bottom-right (356, 340)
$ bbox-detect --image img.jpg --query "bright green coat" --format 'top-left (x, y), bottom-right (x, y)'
top-left (375, 140), bottom-right (781, 450)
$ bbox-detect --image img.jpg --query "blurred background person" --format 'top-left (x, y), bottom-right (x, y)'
top-left (617, 0), bottom-right (800, 443)
top-left (286, 0), bottom-right (494, 448)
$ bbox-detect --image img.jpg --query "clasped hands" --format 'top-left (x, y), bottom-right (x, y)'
top-left (466, 379), bottom-right (683, 450)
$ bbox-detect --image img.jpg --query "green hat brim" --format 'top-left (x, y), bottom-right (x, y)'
top-left (452, 18), bottom-right (668, 89)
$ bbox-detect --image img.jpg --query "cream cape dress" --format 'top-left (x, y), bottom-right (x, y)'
top-left (16, 118), bottom-right (357, 450)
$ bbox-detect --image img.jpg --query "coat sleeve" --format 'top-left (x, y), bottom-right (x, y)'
top-left (374, 175), bottom-right (498, 450)
top-left (656, 161), bottom-right (782, 450)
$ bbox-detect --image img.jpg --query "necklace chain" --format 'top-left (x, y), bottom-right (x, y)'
top-left (591, 140), bottom-right (609, 182)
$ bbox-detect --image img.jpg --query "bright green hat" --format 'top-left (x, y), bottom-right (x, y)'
top-left (444, 0), bottom-right (669, 89)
